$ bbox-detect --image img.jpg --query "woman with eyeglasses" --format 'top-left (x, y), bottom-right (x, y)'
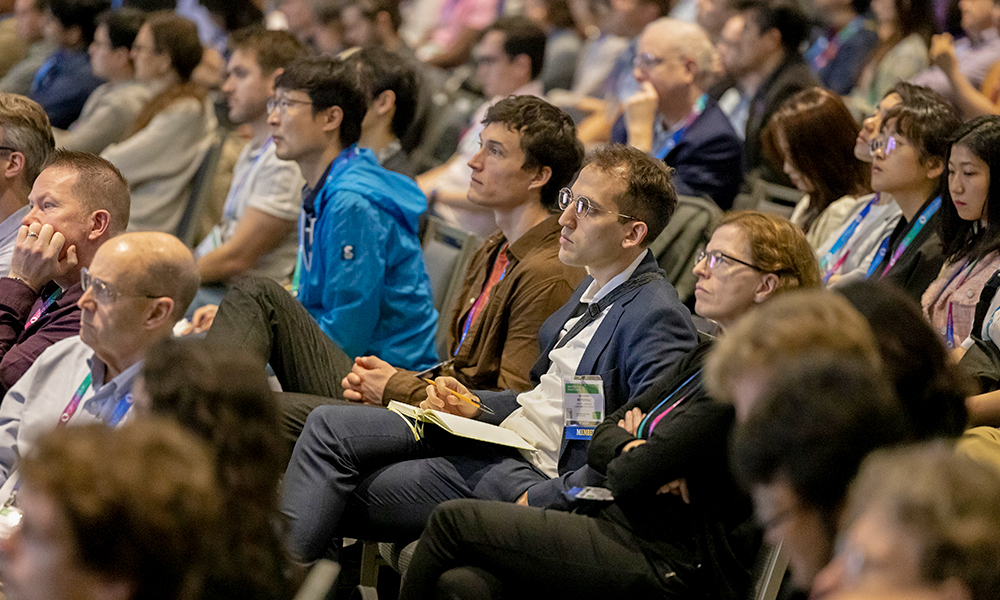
top-left (397, 211), bottom-right (820, 600)
top-left (100, 13), bottom-right (217, 234)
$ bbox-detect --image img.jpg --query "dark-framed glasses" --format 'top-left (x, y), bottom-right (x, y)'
top-left (558, 188), bottom-right (639, 221)
top-left (696, 249), bottom-right (765, 272)
top-left (266, 96), bottom-right (314, 115)
top-left (80, 267), bottom-right (161, 304)
top-left (0, 147), bottom-right (18, 155)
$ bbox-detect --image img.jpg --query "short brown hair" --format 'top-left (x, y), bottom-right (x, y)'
top-left (719, 211), bottom-right (822, 290)
top-left (40, 150), bottom-right (130, 235)
top-left (583, 144), bottom-right (677, 245)
top-left (0, 93), bottom-right (55, 185)
top-left (228, 26), bottom-right (309, 75)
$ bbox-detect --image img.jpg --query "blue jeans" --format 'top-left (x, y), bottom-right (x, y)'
top-left (280, 403), bottom-right (549, 561)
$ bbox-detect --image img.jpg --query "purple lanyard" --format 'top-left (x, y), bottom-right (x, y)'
top-left (27, 288), bottom-right (63, 327)
top-left (879, 196), bottom-right (941, 278)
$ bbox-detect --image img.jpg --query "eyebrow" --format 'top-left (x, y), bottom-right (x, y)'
top-left (481, 138), bottom-right (505, 153)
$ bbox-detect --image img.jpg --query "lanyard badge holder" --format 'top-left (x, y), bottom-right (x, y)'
top-left (563, 375), bottom-right (604, 440)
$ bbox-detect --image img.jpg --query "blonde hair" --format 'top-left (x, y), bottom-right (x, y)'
top-left (720, 211), bottom-right (822, 291)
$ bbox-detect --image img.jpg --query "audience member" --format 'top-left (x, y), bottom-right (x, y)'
top-left (616, 18), bottom-right (743, 208)
top-left (417, 16), bottom-right (546, 237)
top-left (0, 0), bottom-right (54, 96)
top-left (0, 420), bottom-right (225, 600)
top-left (847, 0), bottom-right (934, 118)
top-left (812, 443), bottom-right (1000, 600)
top-left (922, 115), bottom-right (1000, 347)
top-left (343, 96), bottom-right (586, 408)
top-left (696, 0), bottom-right (736, 42)
top-left (140, 337), bottom-right (290, 600)
top-left (100, 13), bottom-right (217, 234)
top-left (203, 56), bottom-right (438, 379)
top-left (29, 0), bottom-right (108, 130)
top-left (278, 0), bottom-right (327, 52)
top-left (280, 145), bottom-right (698, 561)
top-left (340, 0), bottom-right (411, 55)
top-left (804, 0), bottom-right (878, 94)
top-left (762, 87), bottom-right (870, 246)
top-left (526, 0), bottom-right (583, 92)
top-left (927, 16), bottom-right (1000, 118)
top-left (0, 151), bottom-right (127, 394)
top-left (349, 46), bottom-right (421, 177)
top-left (0, 231), bottom-right (199, 498)
top-left (867, 89), bottom-right (959, 300)
top-left (562, 0), bottom-right (629, 98)
top-left (53, 8), bottom-right (152, 154)
top-left (911, 0), bottom-right (1000, 108)
top-left (0, 94), bottom-right (53, 276)
top-left (0, 0), bottom-right (27, 79)
top-left (416, 0), bottom-right (501, 68)
top-left (192, 28), bottom-right (308, 305)
top-left (723, 0), bottom-right (818, 185)
top-left (731, 352), bottom-right (911, 595)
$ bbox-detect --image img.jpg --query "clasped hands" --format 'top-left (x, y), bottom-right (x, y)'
top-left (8, 223), bottom-right (77, 292)
top-left (617, 406), bottom-right (689, 504)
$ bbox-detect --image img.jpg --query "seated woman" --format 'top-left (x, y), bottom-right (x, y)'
top-left (847, 0), bottom-right (934, 119)
top-left (396, 211), bottom-right (821, 600)
top-left (762, 87), bottom-right (871, 248)
top-left (101, 13), bottom-right (217, 234)
top-left (922, 115), bottom-right (1000, 349)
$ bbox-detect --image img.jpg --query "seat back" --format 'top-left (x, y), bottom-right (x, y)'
top-left (175, 131), bottom-right (225, 247)
top-left (748, 540), bottom-right (790, 600)
top-left (649, 194), bottom-right (723, 305)
top-left (749, 178), bottom-right (803, 219)
top-left (421, 217), bottom-right (482, 358)
top-left (292, 559), bottom-right (340, 600)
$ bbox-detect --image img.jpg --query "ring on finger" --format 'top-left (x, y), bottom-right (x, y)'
top-left (26, 232), bottom-right (38, 238)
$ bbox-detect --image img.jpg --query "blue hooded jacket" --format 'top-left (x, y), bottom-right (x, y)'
top-left (296, 147), bottom-right (438, 370)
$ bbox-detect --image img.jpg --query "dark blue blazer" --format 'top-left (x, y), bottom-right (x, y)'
top-left (476, 251), bottom-right (698, 506)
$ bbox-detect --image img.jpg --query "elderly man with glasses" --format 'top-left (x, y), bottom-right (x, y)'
top-left (280, 143), bottom-right (698, 562)
top-left (0, 230), bottom-right (199, 506)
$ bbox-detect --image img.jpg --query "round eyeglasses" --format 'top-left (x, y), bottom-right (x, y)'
top-left (558, 188), bottom-right (639, 221)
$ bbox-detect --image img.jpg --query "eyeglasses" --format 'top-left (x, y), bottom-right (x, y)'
top-left (696, 249), bottom-right (765, 272)
top-left (266, 96), bottom-right (314, 115)
top-left (474, 54), bottom-right (506, 67)
top-left (558, 188), bottom-right (638, 221)
top-left (633, 52), bottom-right (667, 71)
top-left (0, 147), bottom-right (17, 155)
top-left (869, 134), bottom-right (898, 158)
top-left (80, 267), bottom-right (161, 304)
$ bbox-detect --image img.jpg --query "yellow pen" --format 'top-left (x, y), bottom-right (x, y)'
top-left (420, 378), bottom-right (495, 415)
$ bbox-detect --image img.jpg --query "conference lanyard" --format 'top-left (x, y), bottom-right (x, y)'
top-left (870, 196), bottom-right (941, 279)
top-left (637, 370), bottom-right (702, 439)
top-left (27, 287), bottom-right (63, 327)
top-left (654, 94), bottom-right (707, 160)
top-left (944, 258), bottom-right (979, 349)
top-left (58, 373), bottom-right (133, 427)
top-left (820, 193), bottom-right (880, 282)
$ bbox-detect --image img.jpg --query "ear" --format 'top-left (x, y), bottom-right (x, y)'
top-left (763, 28), bottom-right (783, 53)
top-left (526, 165), bottom-right (552, 193)
top-left (2, 151), bottom-right (25, 181)
top-left (512, 53), bottom-right (532, 78)
top-left (753, 272), bottom-right (779, 303)
top-left (937, 577), bottom-right (972, 600)
top-left (374, 89), bottom-right (396, 116)
top-left (145, 296), bottom-right (176, 329)
top-left (621, 220), bottom-right (649, 249)
top-left (88, 210), bottom-right (112, 241)
top-left (375, 10), bottom-right (393, 30)
top-left (266, 67), bottom-right (284, 95)
top-left (926, 155), bottom-right (945, 180)
top-left (681, 55), bottom-right (698, 84)
top-left (321, 105), bottom-right (344, 134)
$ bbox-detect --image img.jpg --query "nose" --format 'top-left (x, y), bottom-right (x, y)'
top-left (77, 284), bottom-right (95, 310)
top-left (467, 146), bottom-right (486, 171)
top-left (21, 205), bottom-right (40, 227)
top-left (221, 75), bottom-right (235, 95)
top-left (267, 107), bottom-right (280, 126)
top-left (558, 203), bottom-right (577, 228)
top-left (692, 253), bottom-right (709, 278)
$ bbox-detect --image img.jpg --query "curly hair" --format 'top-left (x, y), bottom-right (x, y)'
top-left (719, 211), bottom-right (822, 290)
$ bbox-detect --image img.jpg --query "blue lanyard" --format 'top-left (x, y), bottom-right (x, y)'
top-left (58, 372), bottom-right (134, 427)
top-left (636, 370), bottom-right (701, 438)
top-left (654, 95), bottom-right (707, 160)
top-left (868, 197), bottom-right (941, 278)
top-left (820, 193), bottom-right (879, 274)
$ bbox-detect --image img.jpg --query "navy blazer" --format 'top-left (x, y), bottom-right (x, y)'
top-left (611, 100), bottom-right (743, 210)
top-left (476, 251), bottom-right (698, 505)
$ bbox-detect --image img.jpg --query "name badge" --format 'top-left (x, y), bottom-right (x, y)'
top-left (563, 375), bottom-right (604, 440)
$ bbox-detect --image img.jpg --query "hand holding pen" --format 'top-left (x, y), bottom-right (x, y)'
top-left (420, 376), bottom-right (494, 417)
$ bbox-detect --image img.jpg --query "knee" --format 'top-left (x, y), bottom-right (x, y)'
top-left (425, 499), bottom-right (482, 542)
top-left (435, 567), bottom-right (502, 600)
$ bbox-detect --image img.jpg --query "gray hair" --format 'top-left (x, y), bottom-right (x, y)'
top-left (0, 94), bottom-right (55, 185)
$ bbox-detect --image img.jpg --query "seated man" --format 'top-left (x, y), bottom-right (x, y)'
top-left (192, 28), bottom-right (309, 305)
top-left (280, 144), bottom-right (699, 561)
top-left (343, 95), bottom-right (587, 407)
top-left (0, 0), bottom-right (54, 96)
top-left (0, 150), bottom-right (128, 393)
top-left (0, 93), bottom-right (54, 276)
top-left (803, 0), bottom-right (877, 94)
top-left (202, 55), bottom-right (438, 372)
top-left (0, 231), bottom-right (199, 496)
top-left (29, 0), bottom-right (108, 130)
top-left (615, 18), bottom-right (743, 208)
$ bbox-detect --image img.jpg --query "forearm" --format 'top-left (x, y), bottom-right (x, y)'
top-left (197, 245), bottom-right (259, 284)
top-left (945, 67), bottom-right (998, 118)
top-left (967, 390), bottom-right (1000, 426)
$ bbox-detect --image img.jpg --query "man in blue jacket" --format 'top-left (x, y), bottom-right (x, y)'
top-left (280, 144), bottom-right (698, 562)
top-left (204, 56), bottom-right (438, 400)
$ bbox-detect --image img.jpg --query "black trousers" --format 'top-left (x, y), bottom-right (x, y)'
top-left (206, 276), bottom-right (355, 442)
top-left (398, 499), bottom-right (696, 600)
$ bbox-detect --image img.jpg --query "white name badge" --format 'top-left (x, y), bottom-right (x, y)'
top-left (563, 375), bottom-right (604, 440)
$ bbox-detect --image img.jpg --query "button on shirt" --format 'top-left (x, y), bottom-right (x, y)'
top-left (500, 250), bottom-right (648, 477)
top-left (0, 335), bottom-right (142, 486)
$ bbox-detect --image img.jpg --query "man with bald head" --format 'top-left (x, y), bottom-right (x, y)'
top-left (614, 18), bottom-right (743, 209)
top-left (0, 230), bottom-right (198, 499)
top-left (0, 149), bottom-right (129, 392)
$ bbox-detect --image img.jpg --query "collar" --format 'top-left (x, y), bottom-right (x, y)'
top-left (507, 214), bottom-right (562, 262)
top-left (302, 156), bottom-right (339, 216)
top-left (247, 133), bottom-right (273, 159)
top-left (374, 138), bottom-right (402, 165)
top-left (582, 248), bottom-right (650, 304)
top-left (85, 353), bottom-right (143, 393)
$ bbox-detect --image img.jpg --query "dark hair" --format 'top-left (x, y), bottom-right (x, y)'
top-left (21, 420), bottom-right (223, 600)
top-left (485, 16), bottom-right (548, 81)
top-left (732, 353), bottom-right (911, 532)
top-left (0, 93), bottom-right (54, 185)
top-left (889, 80), bottom-right (952, 108)
top-left (97, 6), bottom-right (146, 50)
top-left (762, 88), bottom-right (870, 232)
top-left (482, 95), bottom-right (584, 210)
top-left (342, 0), bottom-right (403, 31)
top-left (199, 0), bottom-right (264, 32)
top-left (940, 115), bottom-right (1000, 263)
top-left (143, 337), bottom-right (289, 600)
top-left (582, 144), bottom-right (676, 244)
top-left (40, 150), bottom-right (130, 234)
top-left (736, 0), bottom-right (809, 55)
top-left (276, 56), bottom-right (368, 148)
top-left (534, 0), bottom-right (575, 29)
top-left (350, 46), bottom-right (420, 139)
top-left (838, 280), bottom-right (971, 438)
top-left (47, 0), bottom-right (110, 45)
top-left (132, 13), bottom-right (206, 133)
top-left (228, 26), bottom-right (309, 75)
top-left (881, 86), bottom-right (960, 168)
top-left (865, 0), bottom-right (935, 73)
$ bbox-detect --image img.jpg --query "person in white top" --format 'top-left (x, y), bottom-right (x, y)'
top-left (0, 94), bottom-right (53, 277)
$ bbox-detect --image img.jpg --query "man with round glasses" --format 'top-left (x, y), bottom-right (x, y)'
top-left (0, 230), bottom-right (199, 504)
